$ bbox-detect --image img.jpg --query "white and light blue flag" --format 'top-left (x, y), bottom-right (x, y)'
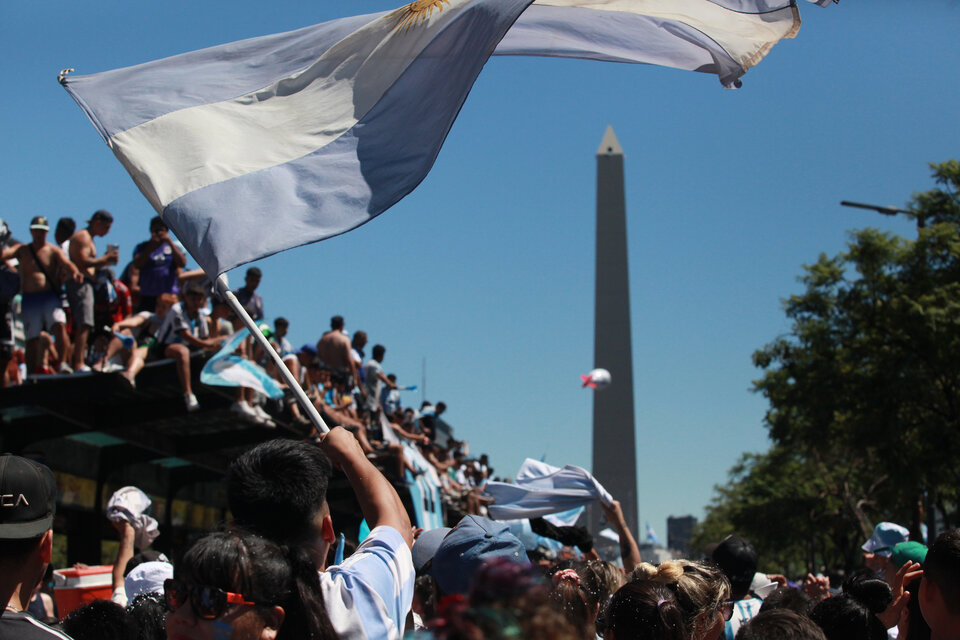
top-left (200, 328), bottom-right (285, 398)
top-left (62, 0), bottom-right (535, 276)
top-left (496, 0), bottom-right (828, 89)
top-left (62, 0), bottom-right (826, 276)
top-left (487, 458), bottom-right (613, 521)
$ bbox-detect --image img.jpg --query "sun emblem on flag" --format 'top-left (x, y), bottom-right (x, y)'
top-left (389, 0), bottom-right (450, 32)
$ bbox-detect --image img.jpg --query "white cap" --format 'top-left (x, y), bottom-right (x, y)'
top-left (125, 560), bottom-right (173, 600)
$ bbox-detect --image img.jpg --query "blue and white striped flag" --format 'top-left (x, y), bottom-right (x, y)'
top-left (62, 0), bottom-right (535, 276)
top-left (487, 458), bottom-right (613, 521)
top-left (62, 0), bottom-right (825, 276)
top-left (200, 328), bottom-right (285, 398)
top-left (497, 0), bottom-right (828, 89)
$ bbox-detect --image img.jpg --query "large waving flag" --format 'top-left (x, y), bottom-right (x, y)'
top-left (496, 0), bottom-right (816, 89)
top-left (62, 0), bottom-right (535, 276)
top-left (62, 0), bottom-right (824, 276)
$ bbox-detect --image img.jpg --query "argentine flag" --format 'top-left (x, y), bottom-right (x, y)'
top-left (200, 328), bottom-right (285, 398)
top-left (62, 0), bottom-right (825, 276)
top-left (63, 0), bottom-right (536, 276)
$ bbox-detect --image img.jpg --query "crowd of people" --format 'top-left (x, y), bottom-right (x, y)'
top-left (4, 212), bottom-right (960, 640)
top-left (0, 211), bottom-right (512, 519)
top-left (4, 447), bottom-right (960, 640)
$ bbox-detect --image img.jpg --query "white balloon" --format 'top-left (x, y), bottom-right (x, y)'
top-left (581, 368), bottom-right (612, 389)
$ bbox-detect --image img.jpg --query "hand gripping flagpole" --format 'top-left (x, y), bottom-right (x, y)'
top-left (215, 274), bottom-right (330, 434)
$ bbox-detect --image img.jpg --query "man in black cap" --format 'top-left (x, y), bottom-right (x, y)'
top-left (1, 217), bottom-right (83, 375)
top-left (0, 454), bottom-right (71, 639)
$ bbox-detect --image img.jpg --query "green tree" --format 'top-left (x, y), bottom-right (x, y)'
top-left (697, 161), bottom-right (960, 574)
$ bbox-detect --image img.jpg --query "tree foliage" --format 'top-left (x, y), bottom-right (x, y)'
top-left (693, 161), bottom-right (960, 575)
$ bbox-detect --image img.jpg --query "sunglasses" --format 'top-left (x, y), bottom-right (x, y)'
top-left (164, 578), bottom-right (257, 620)
top-left (720, 601), bottom-right (735, 621)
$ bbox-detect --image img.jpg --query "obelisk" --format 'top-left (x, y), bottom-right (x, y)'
top-left (591, 126), bottom-right (638, 537)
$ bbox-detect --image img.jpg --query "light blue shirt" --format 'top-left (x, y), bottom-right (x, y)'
top-left (320, 525), bottom-right (414, 640)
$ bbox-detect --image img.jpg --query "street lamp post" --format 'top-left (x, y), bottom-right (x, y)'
top-left (840, 200), bottom-right (925, 228)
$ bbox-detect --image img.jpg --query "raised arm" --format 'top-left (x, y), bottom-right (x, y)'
top-left (111, 521), bottom-right (136, 596)
top-left (601, 499), bottom-right (642, 573)
top-left (321, 426), bottom-right (413, 547)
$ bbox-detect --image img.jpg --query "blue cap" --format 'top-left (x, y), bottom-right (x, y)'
top-left (862, 522), bottom-right (909, 557)
top-left (430, 515), bottom-right (528, 595)
top-left (299, 344), bottom-right (317, 356)
top-left (412, 526), bottom-right (451, 572)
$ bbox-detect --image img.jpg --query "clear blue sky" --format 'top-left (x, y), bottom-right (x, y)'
top-left (3, 1), bottom-right (959, 540)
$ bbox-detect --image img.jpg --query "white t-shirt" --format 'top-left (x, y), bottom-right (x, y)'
top-left (319, 525), bottom-right (414, 640)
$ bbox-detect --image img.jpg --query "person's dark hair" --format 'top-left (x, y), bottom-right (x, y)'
top-left (274, 317), bottom-right (289, 330)
top-left (372, 344), bottom-right (386, 360)
top-left (62, 599), bottom-right (133, 640)
top-left (227, 439), bottom-right (332, 545)
top-left (924, 528), bottom-right (960, 615)
top-left (181, 280), bottom-right (207, 298)
top-left (148, 216), bottom-right (166, 231)
top-left (55, 217), bottom-right (76, 243)
top-left (178, 529), bottom-right (336, 640)
top-left (126, 593), bottom-right (167, 640)
top-left (604, 580), bottom-right (687, 640)
top-left (736, 609), bottom-right (827, 640)
top-left (352, 330), bottom-right (366, 347)
top-left (712, 535), bottom-right (759, 599)
top-left (415, 574), bottom-right (438, 622)
top-left (843, 572), bottom-right (893, 612)
top-left (759, 587), bottom-right (814, 616)
top-left (246, 267), bottom-right (262, 279)
top-left (387, 373), bottom-right (397, 383)
top-left (436, 402), bottom-right (447, 415)
top-left (330, 315), bottom-right (344, 330)
top-left (810, 578), bottom-right (890, 640)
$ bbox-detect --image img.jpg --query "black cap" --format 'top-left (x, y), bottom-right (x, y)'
top-left (88, 209), bottom-right (114, 224)
top-left (0, 454), bottom-right (57, 540)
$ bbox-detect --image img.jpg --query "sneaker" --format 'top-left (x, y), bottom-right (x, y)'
top-left (103, 362), bottom-right (124, 373)
top-left (185, 393), bottom-right (200, 412)
top-left (58, 362), bottom-right (74, 374)
top-left (75, 365), bottom-right (92, 373)
top-left (251, 404), bottom-right (276, 428)
top-left (230, 400), bottom-right (259, 421)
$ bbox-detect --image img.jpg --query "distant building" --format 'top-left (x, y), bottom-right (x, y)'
top-left (668, 515), bottom-right (698, 555)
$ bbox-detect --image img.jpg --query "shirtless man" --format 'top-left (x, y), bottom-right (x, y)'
top-left (2, 216), bottom-right (83, 374)
top-left (316, 315), bottom-right (358, 387)
top-left (67, 209), bottom-right (118, 371)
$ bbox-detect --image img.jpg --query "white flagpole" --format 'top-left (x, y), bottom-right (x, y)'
top-left (215, 274), bottom-right (330, 434)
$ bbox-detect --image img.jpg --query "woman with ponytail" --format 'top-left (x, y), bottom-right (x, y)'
top-left (165, 529), bottom-right (338, 640)
top-left (624, 560), bottom-right (732, 640)
top-left (603, 581), bottom-right (687, 640)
